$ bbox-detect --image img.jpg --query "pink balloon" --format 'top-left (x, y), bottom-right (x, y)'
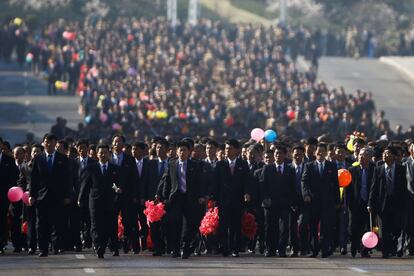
top-left (250, 128), bottom-right (265, 142)
top-left (22, 191), bottom-right (30, 205)
top-left (8, 186), bottom-right (23, 203)
top-left (112, 123), bottom-right (122, 131)
top-left (362, 231), bottom-right (378, 249)
top-left (61, 82), bottom-right (68, 90)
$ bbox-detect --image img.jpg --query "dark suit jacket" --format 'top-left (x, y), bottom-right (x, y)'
top-left (134, 158), bottom-right (150, 201)
top-left (405, 157), bottom-right (414, 204)
top-left (301, 160), bottom-right (340, 206)
top-left (159, 159), bottom-right (203, 204)
top-left (17, 161), bottom-right (33, 191)
top-left (347, 163), bottom-right (375, 213)
top-left (78, 162), bottom-right (122, 211)
top-left (30, 151), bottom-right (71, 203)
top-left (261, 163), bottom-right (296, 209)
top-left (147, 159), bottom-right (166, 201)
top-left (0, 154), bottom-right (19, 200)
top-left (112, 153), bottom-right (138, 201)
top-left (368, 163), bottom-right (407, 214)
top-left (288, 162), bottom-right (305, 206)
top-left (212, 158), bottom-right (250, 209)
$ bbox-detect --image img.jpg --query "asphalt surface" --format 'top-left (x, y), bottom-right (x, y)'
top-left (1, 249), bottom-right (414, 275)
top-left (318, 57), bottom-right (414, 131)
top-left (0, 62), bottom-right (81, 144)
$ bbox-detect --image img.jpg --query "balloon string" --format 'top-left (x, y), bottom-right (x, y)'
top-left (369, 212), bottom-right (373, 232)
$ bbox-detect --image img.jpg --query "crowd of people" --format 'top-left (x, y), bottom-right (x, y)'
top-left (0, 131), bottom-right (414, 260)
top-left (4, 17), bottom-right (414, 144)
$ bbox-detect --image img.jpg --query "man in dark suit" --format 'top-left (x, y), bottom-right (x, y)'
top-left (302, 143), bottom-right (340, 258)
top-left (348, 147), bottom-right (375, 257)
top-left (158, 141), bottom-right (205, 259)
top-left (111, 135), bottom-right (139, 255)
top-left (212, 139), bottom-right (251, 257)
top-left (148, 139), bottom-right (169, 256)
top-left (404, 142), bottom-right (414, 255)
top-left (17, 144), bottom-right (43, 255)
top-left (0, 137), bottom-right (19, 254)
top-left (29, 133), bottom-right (71, 257)
top-left (261, 145), bottom-right (296, 257)
top-left (131, 141), bottom-right (150, 253)
top-left (78, 144), bottom-right (122, 259)
top-left (368, 146), bottom-right (407, 258)
top-left (76, 139), bottom-right (96, 249)
top-left (304, 137), bottom-right (318, 163)
top-left (288, 145), bottom-right (308, 256)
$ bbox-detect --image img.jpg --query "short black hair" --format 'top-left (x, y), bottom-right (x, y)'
top-left (57, 140), bottom-right (69, 151)
top-left (206, 140), bottom-right (219, 148)
top-left (334, 143), bottom-right (347, 151)
top-left (76, 139), bottom-right (89, 147)
top-left (156, 138), bottom-right (170, 148)
top-left (89, 144), bottom-right (97, 151)
top-left (264, 149), bottom-right (274, 156)
top-left (181, 137), bottom-right (194, 149)
top-left (316, 143), bottom-right (327, 151)
top-left (43, 133), bottom-right (58, 142)
top-left (112, 134), bottom-right (126, 143)
top-left (305, 137), bottom-right (318, 145)
top-left (176, 141), bottom-right (190, 150)
top-left (97, 144), bottom-right (110, 151)
top-left (132, 141), bottom-right (147, 150)
top-left (225, 139), bottom-right (240, 149)
top-left (32, 143), bottom-right (44, 151)
top-left (384, 146), bottom-right (398, 156)
top-left (353, 138), bottom-right (365, 146)
top-left (292, 145), bottom-right (305, 152)
top-left (273, 145), bottom-right (287, 154)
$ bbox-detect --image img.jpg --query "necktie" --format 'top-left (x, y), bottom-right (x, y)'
top-left (102, 164), bottom-right (107, 175)
top-left (47, 155), bottom-right (53, 171)
top-left (159, 161), bottom-right (165, 176)
top-left (318, 163), bottom-right (323, 176)
top-left (386, 167), bottom-right (393, 195)
top-left (180, 163), bottom-right (186, 192)
top-left (295, 165), bottom-right (302, 194)
top-left (81, 159), bottom-right (86, 169)
top-left (360, 169), bottom-right (368, 202)
top-left (230, 161), bottom-right (235, 175)
top-left (137, 162), bottom-right (142, 177)
top-left (278, 165), bottom-right (282, 175)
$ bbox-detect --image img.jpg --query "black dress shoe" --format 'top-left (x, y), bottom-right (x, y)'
top-left (112, 250), bottom-right (119, 257)
top-left (265, 251), bottom-right (276, 257)
top-left (340, 247), bottom-right (347, 255)
top-left (152, 252), bottom-right (162, 256)
top-left (382, 253), bottom-right (390, 259)
top-left (0, 249), bottom-right (4, 254)
top-left (321, 252), bottom-right (329, 258)
top-left (308, 252), bottom-right (318, 258)
top-left (231, 252), bottom-right (239, 257)
top-left (181, 252), bottom-right (189, 259)
top-left (360, 252), bottom-right (370, 258)
top-left (351, 249), bottom-right (357, 258)
top-left (289, 251), bottom-right (298, 257)
top-left (28, 249), bottom-right (36, 255)
top-left (38, 252), bottom-right (48, 257)
top-left (13, 248), bottom-right (22, 253)
top-left (279, 252), bottom-right (287, 257)
top-left (133, 249), bottom-right (140, 255)
top-left (53, 249), bottom-right (59, 255)
top-left (75, 246), bottom-right (82, 252)
top-left (98, 253), bottom-right (104, 259)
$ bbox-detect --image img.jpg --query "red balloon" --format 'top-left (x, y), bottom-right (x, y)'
top-left (338, 169), bottom-right (352, 187)
top-left (22, 191), bottom-right (30, 205)
top-left (8, 186), bottom-right (23, 202)
top-left (21, 221), bottom-right (28, 235)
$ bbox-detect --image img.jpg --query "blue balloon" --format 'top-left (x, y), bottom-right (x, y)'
top-left (85, 115), bottom-right (92, 124)
top-left (264, 129), bottom-right (277, 142)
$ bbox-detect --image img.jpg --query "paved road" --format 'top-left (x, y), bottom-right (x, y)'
top-left (318, 57), bottom-right (414, 131)
top-left (1, 250), bottom-right (414, 275)
top-left (0, 62), bottom-right (81, 144)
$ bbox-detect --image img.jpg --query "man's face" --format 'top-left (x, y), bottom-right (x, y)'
top-left (225, 144), bottom-right (238, 160)
top-left (167, 146), bottom-right (177, 159)
top-left (77, 144), bottom-right (88, 158)
top-left (305, 144), bottom-right (316, 157)
top-left (13, 148), bottom-right (25, 163)
top-left (354, 142), bottom-right (364, 155)
top-left (292, 149), bottom-right (304, 165)
top-left (358, 150), bottom-right (370, 167)
top-left (177, 146), bottom-right (190, 161)
top-left (206, 144), bottom-right (216, 160)
top-left (410, 144), bottom-right (414, 157)
top-left (97, 148), bottom-right (110, 163)
top-left (191, 146), bottom-right (205, 160)
top-left (112, 136), bottom-right (124, 153)
top-left (315, 146), bottom-right (327, 162)
top-left (216, 149), bottom-right (224, 161)
top-left (89, 149), bottom-right (97, 160)
top-left (246, 149), bottom-right (256, 163)
top-left (156, 143), bottom-right (167, 159)
top-left (44, 138), bottom-right (57, 154)
top-left (263, 153), bottom-right (275, 165)
top-left (335, 148), bottom-right (346, 162)
top-left (132, 146), bottom-right (145, 160)
top-left (274, 148), bottom-right (286, 164)
top-left (31, 147), bottom-right (42, 159)
top-left (383, 149), bottom-right (395, 165)
top-left (56, 143), bottom-right (66, 155)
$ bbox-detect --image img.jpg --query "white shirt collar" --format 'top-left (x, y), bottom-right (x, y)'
top-left (316, 160), bottom-right (325, 166)
top-left (384, 162), bottom-right (395, 171)
top-left (46, 151), bottom-right (56, 159)
top-left (135, 158), bottom-right (143, 164)
top-left (99, 161), bottom-right (109, 167)
top-left (228, 158), bottom-right (236, 164)
top-left (293, 162), bottom-right (302, 169)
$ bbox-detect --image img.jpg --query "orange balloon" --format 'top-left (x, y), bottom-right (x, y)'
top-left (338, 169), bottom-right (352, 187)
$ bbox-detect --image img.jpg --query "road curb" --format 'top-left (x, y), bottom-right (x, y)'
top-left (379, 56), bottom-right (414, 81)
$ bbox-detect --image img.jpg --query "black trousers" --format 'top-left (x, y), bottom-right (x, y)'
top-left (68, 204), bottom-right (82, 249)
top-left (25, 205), bottom-right (37, 251)
top-left (166, 192), bottom-right (197, 253)
top-left (379, 209), bottom-right (403, 256)
top-left (0, 199), bottom-right (9, 248)
top-left (349, 206), bottom-right (369, 253)
top-left (248, 207), bottom-right (265, 252)
top-left (219, 204), bottom-right (242, 254)
top-left (80, 205), bottom-right (92, 247)
top-left (90, 206), bottom-right (117, 254)
top-left (306, 202), bottom-right (335, 255)
top-left (149, 220), bottom-right (165, 253)
top-left (36, 200), bottom-right (65, 253)
top-left (10, 202), bottom-right (24, 249)
top-left (137, 204), bottom-right (148, 249)
top-left (119, 200), bottom-right (139, 252)
top-left (264, 206), bottom-right (289, 254)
